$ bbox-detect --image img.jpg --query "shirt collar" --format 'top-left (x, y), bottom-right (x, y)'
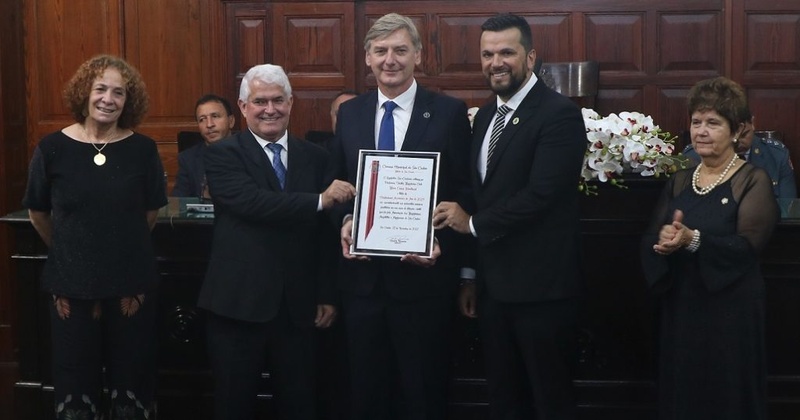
top-left (496, 72), bottom-right (538, 111)
top-left (378, 79), bottom-right (417, 112)
top-left (251, 129), bottom-right (289, 151)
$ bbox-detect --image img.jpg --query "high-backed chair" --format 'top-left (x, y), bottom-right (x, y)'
top-left (177, 131), bottom-right (204, 152)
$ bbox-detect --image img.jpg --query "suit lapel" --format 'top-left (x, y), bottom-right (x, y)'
top-left (401, 88), bottom-right (432, 151)
top-left (239, 130), bottom-right (283, 191)
top-left (484, 82), bottom-right (544, 182)
top-left (359, 91), bottom-right (379, 150)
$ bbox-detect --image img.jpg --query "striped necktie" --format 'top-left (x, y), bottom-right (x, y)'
top-left (487, 105), bottom-right (511, 166)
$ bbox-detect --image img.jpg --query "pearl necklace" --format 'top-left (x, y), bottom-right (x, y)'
top-left (692, 154), bottom-right (738, 195)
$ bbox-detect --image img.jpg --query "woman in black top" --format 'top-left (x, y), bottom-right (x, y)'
top-left (641, 77), bottom-right (779, 419)
top-left (23, 55), bottom-right (167, 419)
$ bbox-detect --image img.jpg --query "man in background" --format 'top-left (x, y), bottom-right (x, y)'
top-left (171, 94), bottom-right (236, 197)
top-left (330, 90), bottom-right (358, 133)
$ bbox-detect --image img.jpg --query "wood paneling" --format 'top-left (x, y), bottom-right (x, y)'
top-left (658, 13), bottom-right (722, 74)
top-left (585, 14), bottom-right (645, 73)
top-left (271, 2), bottom-right (356, 136)
top-left (0, 0), bottom-right (27, 418)
top-left (4, 0), bottom-right (800, 417)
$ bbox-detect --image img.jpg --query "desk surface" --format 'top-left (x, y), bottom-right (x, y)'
top-left (1, 197), bottom-right (216, 225)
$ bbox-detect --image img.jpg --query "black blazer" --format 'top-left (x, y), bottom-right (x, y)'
top-left (197, 130), bottom-right (336, 325)
top-left (328, 86), bottom-right (472, 299)
top-left (470, 80), bottom-right (586, 303)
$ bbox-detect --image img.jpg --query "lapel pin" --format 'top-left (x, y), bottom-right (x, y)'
top-left (512, 117), bottom-right (519, 125)
top-left (721, 197), bottom-right (728, 205)
top-left (423, 112), bottom-right (431, 119)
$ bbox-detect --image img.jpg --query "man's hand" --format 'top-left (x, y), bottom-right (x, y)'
top-left (315, 304), bottom-right (337, 328)
top-left (341, 217), bottom-right (370, 261)
top-left (322, 180), bottom-right (356, 209)
top-left (433, 201), bottom-right (471, 234)
top-left (400, 238), bottom-right (441, 268)
top-left (458, 283), bottom-right (477, 318)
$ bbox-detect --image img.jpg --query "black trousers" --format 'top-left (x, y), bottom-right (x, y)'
top-left (49, 294), bottom-right (157, 420)
top-left (343, 286), bottom-right (453, 420)
top-left (206, 308), bottom-right (316, 420)
top-left (479, 295), bottom-right (579, 420)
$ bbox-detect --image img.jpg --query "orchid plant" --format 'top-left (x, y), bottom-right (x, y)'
top-left (580, 108), bottom-right (684, 195)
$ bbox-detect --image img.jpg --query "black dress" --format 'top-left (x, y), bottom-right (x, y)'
top-left (641, 164), bottom-right (779, 420)
top-left (23, 131), bottom-right (167, 298)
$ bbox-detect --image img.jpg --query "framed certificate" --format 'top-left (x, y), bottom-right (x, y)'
top-left (350, 150), bottom-right (441, 257)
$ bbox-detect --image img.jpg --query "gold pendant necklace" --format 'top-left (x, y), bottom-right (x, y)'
top-left (84, 125), bottom-right (116, 166)
top-left (92, 142), bottom-right (109, 166)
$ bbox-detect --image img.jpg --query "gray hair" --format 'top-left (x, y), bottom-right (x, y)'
top-left (364, 13), bottom-right (422, 52)
top-left (239, 64), bottom-right (292, 101)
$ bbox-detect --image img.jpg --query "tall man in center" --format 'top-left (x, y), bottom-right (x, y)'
top-left (328, 13), bottom-right (472, 420)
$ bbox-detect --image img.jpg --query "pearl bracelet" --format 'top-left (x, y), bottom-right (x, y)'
top-left (686, 229), bottom-right (701, 253)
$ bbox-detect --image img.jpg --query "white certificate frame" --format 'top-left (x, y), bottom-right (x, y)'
top-left (350, 150), bottom-right (441, 257)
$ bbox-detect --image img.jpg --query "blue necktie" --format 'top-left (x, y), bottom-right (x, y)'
top-left (266, 142), bottom-right (286, 190)
top-left (378, 101), bottom-right (398, 150)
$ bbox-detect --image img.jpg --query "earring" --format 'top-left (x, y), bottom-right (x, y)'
top-left (732, 138), bottom-right (738, 144)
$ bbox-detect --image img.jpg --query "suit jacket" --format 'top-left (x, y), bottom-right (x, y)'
top-left (470, 80), bottom-right (586, 303)
top-left (171, 142), bottom-right (206, 197)
top-left (197, 130), bottom-right (336, 325)
top-left (328, 86), bottom-right (472, 300)
top-left (683, 136), bottom-right (797, 198)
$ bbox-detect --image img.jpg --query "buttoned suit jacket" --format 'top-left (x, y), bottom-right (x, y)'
top-left (197, 130), bottom-right (335, 325)
top-left (470, 80), bottom-right (586, 303)
top-left (329, 86), bottom-right (472, 300)
top-left (171, 142), bottom-right (206, 197)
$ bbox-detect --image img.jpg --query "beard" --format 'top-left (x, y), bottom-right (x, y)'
top-left (487, 66), bottom-right (529, 99)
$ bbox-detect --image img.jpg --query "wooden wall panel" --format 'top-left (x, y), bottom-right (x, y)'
top-left (123, 0), bottom-right (212, 124)
top-left (122, 0), bottom-right (226, 188)
top-left (271, 2), bottom-right (355, 136)
top-left (658, 13), bottom-right (722, 74)
top-left (657, 87), bottom-right (693, 147)
top-left (7, 0), bottom-right (800, 416)
top-left (744, 14), bottom-right (800, 73)
top-left (224, 2), bottom-right (270, 99)
top-left (0, 0), bottom-right (26, 417)
top-left (24, 0), bottom-right (122, 153)
top-left (585, 14), bottom-right (645, 74)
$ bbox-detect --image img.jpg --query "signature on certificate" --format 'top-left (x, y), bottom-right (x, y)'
top-left (389, 235), bottom-right (409, 245)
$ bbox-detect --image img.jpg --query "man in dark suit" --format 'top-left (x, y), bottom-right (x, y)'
top-left (198, 64), bottom-right (355, 420)
top-left (171, 94), bottom-right (236, 197)
top-left (328, 13), bottom-right (472, 420)
top-left (434, 13), bottom-right (587, 420)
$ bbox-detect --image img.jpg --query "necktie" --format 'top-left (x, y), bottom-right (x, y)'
top-left (378, 101), bottom-right (398, 150)
top-left (487, 105), bottom-right (512, 166)
top-left (266, 142), bottom-right (286, 190)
